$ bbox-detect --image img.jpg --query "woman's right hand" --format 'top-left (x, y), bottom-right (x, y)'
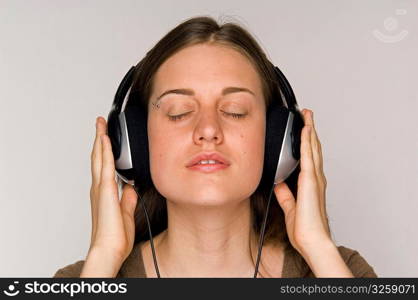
top-left (80, 116), bottom-right (138, 277)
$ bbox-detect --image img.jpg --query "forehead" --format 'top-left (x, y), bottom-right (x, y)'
top-left (151, 43), bottom-right (264, 99)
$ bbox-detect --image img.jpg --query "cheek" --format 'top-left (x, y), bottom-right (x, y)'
top-left (147, 117), bottom-right (189, 193)
top-left (148, 127), bottom-right (171, 176)
top-left (238, 126), bottom-right (265, 179)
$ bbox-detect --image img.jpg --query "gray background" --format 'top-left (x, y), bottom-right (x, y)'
top-left (0, 0), bottom-right (417, 277)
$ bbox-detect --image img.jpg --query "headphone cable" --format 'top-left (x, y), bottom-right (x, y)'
top-left (134, 185), bottom-right (161, 278)
top-left (253, 183), bottom-right (275, 278)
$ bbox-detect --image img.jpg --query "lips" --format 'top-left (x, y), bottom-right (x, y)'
top-left (186, 152), bottom-right (231, 167)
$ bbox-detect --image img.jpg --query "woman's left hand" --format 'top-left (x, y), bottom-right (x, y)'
top-left (275, 108), bottom-right (333, 257)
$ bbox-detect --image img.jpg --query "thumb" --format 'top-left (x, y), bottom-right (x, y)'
top-left (274, 182), bottom-right (296, 217)
top-left (120, 184), bottom-right (138, 218)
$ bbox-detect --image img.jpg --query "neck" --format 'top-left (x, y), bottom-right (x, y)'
top-left (155, 198), bottom-right (260, 277)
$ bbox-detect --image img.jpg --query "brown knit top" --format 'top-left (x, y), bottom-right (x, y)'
top-left (53, 242), bottom-right (377, 278)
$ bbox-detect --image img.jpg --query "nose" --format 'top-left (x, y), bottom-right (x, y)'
top-left (192, 109), bottom-right (224, 146)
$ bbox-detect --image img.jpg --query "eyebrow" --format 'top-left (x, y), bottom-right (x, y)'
top-left (155, 86), bottom-right (255, 103)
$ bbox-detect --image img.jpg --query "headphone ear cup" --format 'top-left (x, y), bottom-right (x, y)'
top-left (259, 103), bottom-right (290, 192)
top-left (124, 105), bottom-right (153, 194)
top-left (290, 109), bottom-right (304, 160)
top-left (107, 109), bottom-right (122, 160)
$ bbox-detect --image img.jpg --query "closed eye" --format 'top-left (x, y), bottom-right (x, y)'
top-left (224, 112), bottom-right (246, 119)
top-left (168, 112), bottom-right (192, 121)
top-left (167, 111), bottom-right (247, 121)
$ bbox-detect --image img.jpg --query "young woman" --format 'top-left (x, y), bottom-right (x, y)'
top-left (54, 16), bottom-right (377, 278)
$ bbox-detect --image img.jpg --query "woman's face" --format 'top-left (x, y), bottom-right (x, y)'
top-left (147, 43), bottom-right (266, 207)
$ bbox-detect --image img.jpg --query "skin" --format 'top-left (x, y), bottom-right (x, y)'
top-left (143, 43), bottom-right (277, 277)
top-left (83, 43), bottom-right (354, 278)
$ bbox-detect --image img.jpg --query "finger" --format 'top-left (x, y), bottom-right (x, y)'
top-left (120, 185), bottom-right (138, 215)
top-left (97, 133), bottom-right (119, 232)
top-left (274, 182), bottom-right (296, 217)
top-left (309, 112), bottom-right (323, 161)
top-left (309, 113), bottom-right (327, 191)
top-left (120, 185), bottom-right (138, 242)
top-left (304, 110), bottom-right (328, 228)
top-left (300, 111), bottom-right (315, 175)
top-left (90, 117), bottom-right (104, 242)
top-left (308, 110), bottom-right (325, 176)
top-left (305, 111), bottom-right (326, 186)
top-left (100, 133), bottom-right (116, 184)
top-left (91, 117), bottom-right (106, 188)
top-left (302, 108), bottom-right (313, 127)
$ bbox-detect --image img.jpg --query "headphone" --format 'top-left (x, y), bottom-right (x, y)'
top-left (107, 61), bottom-right (305, 278)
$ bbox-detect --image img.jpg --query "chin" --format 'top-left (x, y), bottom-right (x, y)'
top-left (175, 188), bottom-right (248, 208)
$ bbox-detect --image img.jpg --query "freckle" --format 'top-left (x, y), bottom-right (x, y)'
top-left (240, 134), bottom-right (244, 138)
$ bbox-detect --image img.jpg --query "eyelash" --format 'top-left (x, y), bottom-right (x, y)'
top-left (168, 111), bottom-right (247, 121)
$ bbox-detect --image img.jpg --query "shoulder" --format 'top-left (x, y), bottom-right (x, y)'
top-left (288, 244), bottom-right (378, 278)
top-left (52, 259), bottom-right (128, 278)
top-left (336, 245), bottom-right (378, 278)
top-left (53, 260), bottom-right (85, 278)
top-left (53, 242), bottom-right (146, 278)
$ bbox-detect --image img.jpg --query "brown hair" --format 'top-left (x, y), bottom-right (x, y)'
top-left (119, 15), bottom-right (301, 270)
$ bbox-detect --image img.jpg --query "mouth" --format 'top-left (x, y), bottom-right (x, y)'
top-left (186, 152), bottom-right (231, 173)
top-left (186, 152), bottom-right (230, 167)
top-left (187, 162), bottom-right (230, 173)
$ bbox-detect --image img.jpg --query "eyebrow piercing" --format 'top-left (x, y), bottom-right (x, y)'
top-left (151, 101), bottom-right (160, 109)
